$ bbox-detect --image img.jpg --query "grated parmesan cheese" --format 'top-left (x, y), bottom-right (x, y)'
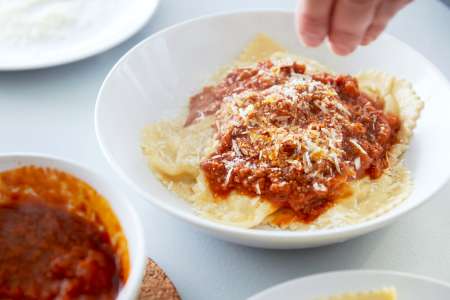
top-left (313, 182), bottom-right (327, 192)
top-left (231, 140), bottom-right (242, 157)
top-left (0, 0), bottom-right (121, 44)
top-left (354, 157), bottom-right (361, 170)
top-left (224, 167), bottom-right (233, 186)
top-left (255, 182), bottom-right (261, 195)
top-left (350, 138), bottom-right (368, 155)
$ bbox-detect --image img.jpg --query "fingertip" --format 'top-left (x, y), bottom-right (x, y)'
top-left (296, 14), bottom-right (328, 48)
top-left (361, 25), bottom-right (383, 46)
top-left (301, 33), bottom-right (324, 47)
top-left (296, 0), bottom-right (335, 47)
top-left (328, 30), bottom-right (362, 56)
top-left (360, 36), bottom-right (372, 46)
top-left (330, 42), bottom-right (356, 56)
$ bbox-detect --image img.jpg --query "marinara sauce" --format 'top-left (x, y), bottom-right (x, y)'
top-left (0, 167), bottom-right (124, 300)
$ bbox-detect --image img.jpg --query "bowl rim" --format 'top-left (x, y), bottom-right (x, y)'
top-left (95, 9), bottom-right (450, 241)
top-left (0, 152), bottom-right (146, 299)
top-left (248, 269), bottom-right (450, 299)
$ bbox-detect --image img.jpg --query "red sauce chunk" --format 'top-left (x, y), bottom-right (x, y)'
top-left (0, 167), bottom-right (124, 300)
top-left (188, 60), bottom-right (401, 222)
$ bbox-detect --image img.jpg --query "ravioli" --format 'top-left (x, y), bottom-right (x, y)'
top-left (318, 287), bottom-right (397, 300)
top-left (141, 34), bottom-right (423, 229)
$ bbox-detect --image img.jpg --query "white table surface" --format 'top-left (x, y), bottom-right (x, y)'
top-left (1, 0), bottom-right (449, 299)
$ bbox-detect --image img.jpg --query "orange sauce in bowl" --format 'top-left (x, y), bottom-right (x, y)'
top-left (0, 166), bottom-right (129, 300)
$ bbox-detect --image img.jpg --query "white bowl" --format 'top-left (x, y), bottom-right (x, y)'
top-left (0, 153), bottom-right (146, 300)
top-left (248, 270), bottom-right (450, 299)
top-left (95, 11), bottom-right (450, 249)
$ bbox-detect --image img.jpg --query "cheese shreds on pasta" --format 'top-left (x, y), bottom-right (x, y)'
top-left (141, 34), bottom-right (423, 229)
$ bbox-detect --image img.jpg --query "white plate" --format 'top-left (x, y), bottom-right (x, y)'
top-left (95, 11), bottom-right (450, 249)
top-left (248, 270), bottom-right (450, 300)
top-left (0, 0), bottom-right (159, 71)
top-left (0, 153), bottom-right (146, 300)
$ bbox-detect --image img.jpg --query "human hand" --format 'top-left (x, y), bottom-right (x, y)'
top-left (296, 0), bottom-right (412, 55)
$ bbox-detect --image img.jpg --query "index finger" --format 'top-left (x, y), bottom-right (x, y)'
top-left (296, 0), bottom-right (334, 47)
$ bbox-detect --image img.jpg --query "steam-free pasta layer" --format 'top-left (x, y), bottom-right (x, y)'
top-left (142, 34), bottom-right (423, 230)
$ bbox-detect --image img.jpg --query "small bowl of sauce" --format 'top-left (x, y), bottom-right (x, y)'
top-left (0, 154), bottom-right (146, 300)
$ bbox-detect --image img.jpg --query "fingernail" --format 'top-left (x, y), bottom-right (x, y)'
top-left (332, 43), bottom-right (354, 55)
top-left (302, 34), bottom-right (323, 47)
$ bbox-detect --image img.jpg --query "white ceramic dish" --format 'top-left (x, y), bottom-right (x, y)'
top-left (0, 153), bottom-right (146, 300)
top-left (248, 270), bottom-right (450, 300)
top-left (95, 11), bottom-right (450, 249)
top-left (0, 0), bottom-right (159, 71)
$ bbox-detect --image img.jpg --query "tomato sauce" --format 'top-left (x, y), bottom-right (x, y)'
top-left (188, 60), bottom-right (400, 222)
top-left (0, 167), bottom-right (125, 300)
